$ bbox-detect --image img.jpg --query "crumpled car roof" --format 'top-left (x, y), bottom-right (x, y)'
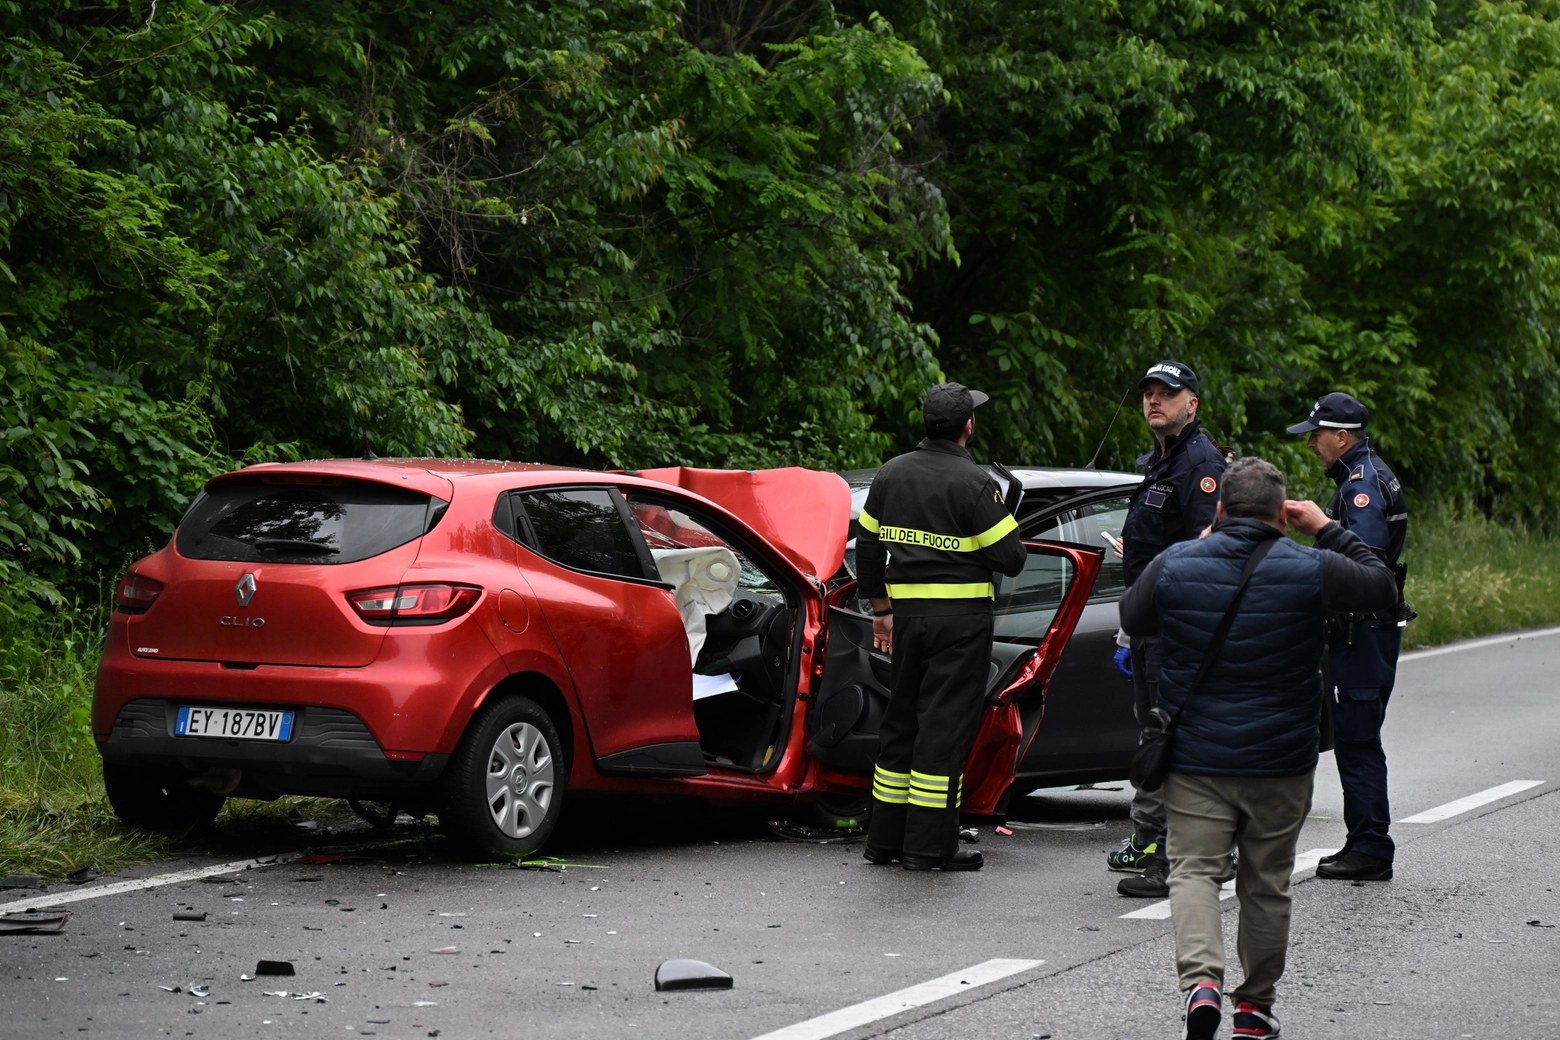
top-left (632, 466), bottom-right (851, 581)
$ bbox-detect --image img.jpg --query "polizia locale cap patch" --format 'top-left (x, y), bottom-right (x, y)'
top-left (1286, 391), bottom-right (1370, 434)
top-left (1139, 360), bottom-right (1199, 394)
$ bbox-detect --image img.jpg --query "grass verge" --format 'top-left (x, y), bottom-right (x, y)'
top-left (1401, 512), bottom-right (1560, 648)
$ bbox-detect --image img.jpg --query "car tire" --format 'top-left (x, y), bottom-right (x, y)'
top-left (440, 695), bottom-right (566, 858)
top-left (102, 764), bottom-right (227, 833)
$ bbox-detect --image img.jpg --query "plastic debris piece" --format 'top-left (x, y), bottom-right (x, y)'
top-left (160, 985), bottom-right (182, 993)
top-left (1528, 920), bottom-right (1555, 928)
top-left (291, 991), bottom-right (325, 1001)
top-left (429, 946), bottom-right (458, 954)
top-left (198, 876), bottom-right (237, 884)
top-left (67, 868), bottom-right (100, 885)
top-left (412, 1000), bottom-right (438, 1007)
top-left (0, 909), bottom-right (70, 934)
top-left (263, 990), bottom-right (290, 997)
top-left (324, 899), bottom-right (341, 906)
top-left (255, 960), bottom-right (295, 976)
top-left (654, 959), bottom-right (733, 992)
top-left (564, 939), bottom-right (582, 944)
top-left (995, 826), bottom-right (1015, 836)
top-left (959, 827), bottom-right (980, 844)
top-left (582, 984), bottom-right (598, 991)
top-left (0, 874), bottom-right (42, 889)
top-left (239, 975), bottom-right (254, 982)
top-left (173, 911), bottom-right (207, 922)
top-left (583, 914), bottom-right (597, 918)
top-left (429, 981), bottom-right (448, 988)
top-left (304, 925), bottom-right (323, 931)
top-left (190, 986), bottom-right (210, 997)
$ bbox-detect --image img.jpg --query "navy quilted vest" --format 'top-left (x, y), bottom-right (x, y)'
top-left (1155, 518), bottom-right (1325, 777)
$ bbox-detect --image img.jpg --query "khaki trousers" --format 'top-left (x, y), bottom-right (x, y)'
top-left (1164, 769), bottom-right (1314, 1007)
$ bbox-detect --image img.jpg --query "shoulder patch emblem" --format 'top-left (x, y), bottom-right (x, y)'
top-left (1349, 466), bottom-right (1365, 482)
top-left (1353, 492), bottom-right (1371, 508)
top-left (1199, 477), bottom-right (1217, 494)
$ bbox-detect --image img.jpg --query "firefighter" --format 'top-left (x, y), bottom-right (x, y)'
top-left (1287, 392), bottom-right (1409, 881)
top-left (857, 383), bottom-right (1028, 871)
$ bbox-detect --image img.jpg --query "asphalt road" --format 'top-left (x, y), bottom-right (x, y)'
top-left (4, 628), bottom-right (1558, 1040)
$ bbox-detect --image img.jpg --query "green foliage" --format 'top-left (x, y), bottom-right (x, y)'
top-left (1402, 510), bottom-right (1560, 648)
top-left (5, 0), bottom-right (1560, 615)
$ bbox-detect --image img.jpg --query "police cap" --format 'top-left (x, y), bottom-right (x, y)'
top-left (1286, 391), bottom-right (1369, 434)
top-left (923, 382), bottom-right (989, 435)
top-left (1139, 360), bottom-right (1200, 394)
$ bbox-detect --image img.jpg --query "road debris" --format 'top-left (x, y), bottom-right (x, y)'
top-left (0, 874), bottom-right (42, 889)
top-left (655, 958), bottom-right (734, 991)
top-left (255, 960), bottom-right (296, 976)
top-left (0, 909), bottom-right (71, 934)
top-left (994, 826), bottom-right (1015, 836)
top-left (173, 911), bottom-right (208, 922)
top-left (66, 867), bottom-right (100, 885)
top-left (190, 985), bottom-right (211, 997)
top-left (429, 946), bottom-right (458, 954)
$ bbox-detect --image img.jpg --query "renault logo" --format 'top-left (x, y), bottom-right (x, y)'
top-left (235, 573), bottom-right (258, 607)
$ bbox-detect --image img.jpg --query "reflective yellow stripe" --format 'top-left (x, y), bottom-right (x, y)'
top-left (873, 784), bottom-right (910, 804)
top-left (908, 792), bottom-right (947, 808)
top-left (873, 766), bottom-right (910, 783)
top-left (857, 508), bottom-right (881, 534)
top-left (886, 582), bottom-right (995, 599)
top-left (910, 771), bottom-right (949, 789)
top-left (872, 513), bottom-right (1017, 553)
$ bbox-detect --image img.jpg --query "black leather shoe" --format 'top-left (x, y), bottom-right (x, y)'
top-left (902, 848), bottom-right (984, 872)
top-left (1315, 850), bottom-right (1392, 880)
top-left (863, 845), bottom-right (901, 865)
top-left (1318, 847), bottom-right (1348, 866)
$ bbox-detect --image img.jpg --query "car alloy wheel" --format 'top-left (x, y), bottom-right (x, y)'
top-left (485, 721), bottom-right (555, 839)
top-left (441, 695), bottom-right (566, 858)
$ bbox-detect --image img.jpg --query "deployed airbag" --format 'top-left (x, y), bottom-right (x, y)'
top-left (652, 546), bottom-right (741, 663)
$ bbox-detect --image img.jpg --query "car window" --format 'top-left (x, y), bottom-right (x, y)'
top-left (1028, 496), bottom-right (1130, 598)
top-left (177, 478), bottom-right (444, 565)
top-left (513, 488), bottom-right (647, 580)
top-left (993, 551), bottom-right (1075, 645)
top-left (625, 497), bottom-right (781, 597)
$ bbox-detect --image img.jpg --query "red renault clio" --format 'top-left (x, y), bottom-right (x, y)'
top-left (94, 459), bottom-right (1099, 855)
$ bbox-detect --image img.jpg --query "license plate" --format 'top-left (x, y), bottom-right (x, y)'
top-left (176, 706), bottom-right (294, 742)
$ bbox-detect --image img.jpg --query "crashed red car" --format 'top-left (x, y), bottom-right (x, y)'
top-left (93, 459), bottom-right (1099, 855)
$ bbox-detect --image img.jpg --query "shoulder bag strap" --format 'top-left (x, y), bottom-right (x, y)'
top-left (1162, 536), bottom-right (1277, 733)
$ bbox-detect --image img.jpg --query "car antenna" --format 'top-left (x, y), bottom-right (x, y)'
top-left (1084, 386), bottom-right (1133, 469)
top-left (361, 427), bottom-right (378, 461)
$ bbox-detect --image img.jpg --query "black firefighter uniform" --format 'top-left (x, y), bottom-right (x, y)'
top-left (855, 438), bottom-right (1028, 860)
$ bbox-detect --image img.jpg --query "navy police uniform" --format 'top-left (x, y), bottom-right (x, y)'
top-left (856, 384), bottom-right (1027, 870)
top-left (1118, 362), bottom-right (1228, 870)
top-left (1288, 392), bottom-right (1408, 865)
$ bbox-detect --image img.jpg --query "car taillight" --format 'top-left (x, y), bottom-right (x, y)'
top-left (347, 584), bottom-right (481, 625)
top-left (115, 572), bottom-right (165, 614)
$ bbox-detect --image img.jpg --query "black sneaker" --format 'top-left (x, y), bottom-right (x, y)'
top-left (902, 848), bottom-right (984, 872)
top-left (1314, 850), bottom-right (1392, 881)
top-left (1117, 856), bottom-right (1169, 897)
top-left (1232, 1000), bottom-right (1282, 1037)
top-left (1107, 831), bottom-right (1159, 872)
top-left (1318, 847), bottom-right (1347, 866)
top-left (1183, 980), bottom-right (1222, 1040)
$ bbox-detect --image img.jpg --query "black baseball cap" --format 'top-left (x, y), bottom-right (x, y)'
top-left (923, 382), bottom-right (989, 433)
top-left (1286, 391), bottom-right (1369, 434)
top-left (1139, 360), bottom-right (1199, 394)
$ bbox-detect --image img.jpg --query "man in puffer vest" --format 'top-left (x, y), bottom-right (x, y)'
top-left (1119, 457), bottom-right (1396, 1040)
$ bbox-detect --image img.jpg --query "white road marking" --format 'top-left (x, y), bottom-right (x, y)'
top-left (746, 958), bottom-right (1043, 1040)
top-left (1120, 847), bottom-right (1339, 920)
top-left (1397, 780), bottom-right (1545, 823)
top-left (0, 858), bottom-right (282, 913)
top-left (1399, 625), bottom-right (1560, 663)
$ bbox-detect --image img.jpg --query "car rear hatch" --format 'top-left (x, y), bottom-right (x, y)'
top-left (128, 471), bottom-right (451, 667)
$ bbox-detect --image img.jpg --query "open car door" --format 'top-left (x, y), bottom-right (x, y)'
top-left (809, 542), bottom-right (1100, 815)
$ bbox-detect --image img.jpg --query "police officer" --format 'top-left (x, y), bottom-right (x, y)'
top-left (857, 384), bottom-right (1028, 871)
top-left (1112, 360), bottom-right (1229, 898)
top-left (1287, 392), bottom-right (1408, 881)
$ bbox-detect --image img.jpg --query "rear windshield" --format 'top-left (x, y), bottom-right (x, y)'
top-left (177, 478), bottom-right (446, 564)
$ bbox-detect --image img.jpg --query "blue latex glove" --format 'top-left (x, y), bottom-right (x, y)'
top-left (1113, 645), bottom-right (1133, 680)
